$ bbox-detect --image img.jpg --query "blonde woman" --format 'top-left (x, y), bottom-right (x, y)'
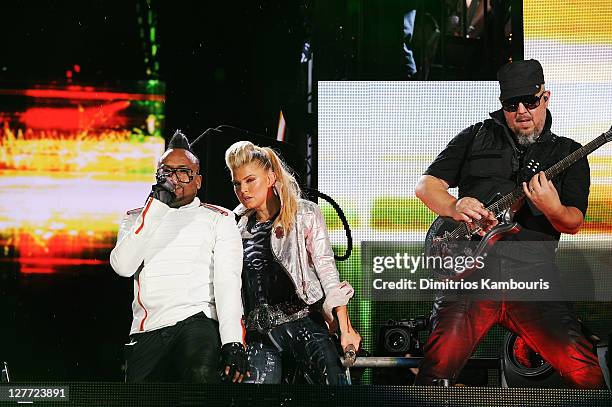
top-left (225, 141), bottom-right (361, 384)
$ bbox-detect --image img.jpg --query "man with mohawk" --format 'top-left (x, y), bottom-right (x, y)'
top-left (111, 130), bottom-right (248, 383)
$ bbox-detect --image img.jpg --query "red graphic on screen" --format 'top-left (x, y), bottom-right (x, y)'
top-left (0, 83), bottom-right (165, 274)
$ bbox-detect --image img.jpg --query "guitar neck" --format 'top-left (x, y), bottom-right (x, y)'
top-left (487, 133), bottom-right (609, 215)
top-left (545, 134), bottom-right (607, 179)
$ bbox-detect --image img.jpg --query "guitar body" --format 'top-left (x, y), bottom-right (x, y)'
top-left (424, 216), bottom-right (521, 280)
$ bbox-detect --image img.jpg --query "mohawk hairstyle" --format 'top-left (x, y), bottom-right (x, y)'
top-left (167, 129), bottom-right (193, 152)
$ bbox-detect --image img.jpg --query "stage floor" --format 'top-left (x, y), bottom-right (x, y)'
top-left (1, 383), bottom-right (610, 407)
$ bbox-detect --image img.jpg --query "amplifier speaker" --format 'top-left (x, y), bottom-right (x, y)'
top-left (501, 332), bottom-right (564, 388)
top-left (501, 332), bottom-right (610, 389)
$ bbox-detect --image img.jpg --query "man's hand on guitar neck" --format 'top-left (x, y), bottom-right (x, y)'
top-left (523, 171), bottom-right (584, 234)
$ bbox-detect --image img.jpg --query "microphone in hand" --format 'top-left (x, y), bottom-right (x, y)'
top-left (150, 173), bottom-right (176, 206)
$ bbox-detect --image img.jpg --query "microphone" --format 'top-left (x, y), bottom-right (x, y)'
top-left (155, 173), bottom-right (177, 193)
top-left (344, 344), bottom-right (357, 367)
top-left (150, 173), bottom-right (177, 206)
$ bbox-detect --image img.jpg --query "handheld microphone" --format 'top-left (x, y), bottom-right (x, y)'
top-left (344, 344), bottom-right (357, 367)
top-left (155, 173), bottom-right (177, 193)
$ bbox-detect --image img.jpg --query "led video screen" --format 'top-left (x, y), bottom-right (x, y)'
top-left (0, 82), bottom-right (165, 274)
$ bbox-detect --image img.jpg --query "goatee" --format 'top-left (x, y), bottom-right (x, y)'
top-left (516, 131), bottom-right (539, 146)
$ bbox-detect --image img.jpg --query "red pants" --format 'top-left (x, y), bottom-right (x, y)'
top-left (415, 299), bottom-right (606, 389)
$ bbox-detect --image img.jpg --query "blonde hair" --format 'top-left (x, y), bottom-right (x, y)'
top-left (225, 141), bottom-right (301, 232)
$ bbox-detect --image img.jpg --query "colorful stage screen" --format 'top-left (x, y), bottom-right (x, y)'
top-left (0, 82), bottom-right (165, 274)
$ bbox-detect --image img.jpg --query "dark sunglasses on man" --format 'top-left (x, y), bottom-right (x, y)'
top-left (501, 92), bottom-right (548, 112)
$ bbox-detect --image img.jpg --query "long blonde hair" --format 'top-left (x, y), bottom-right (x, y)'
top-left (225, 141), bottom-right (301, 232)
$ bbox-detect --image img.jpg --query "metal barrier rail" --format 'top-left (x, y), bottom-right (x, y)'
top-left (340, 356), bottom-right (500, 384)
top-left (342, 356), bottom-right (499, 369)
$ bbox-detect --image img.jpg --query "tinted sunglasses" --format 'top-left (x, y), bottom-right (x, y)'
top-left (501, 92), bottom-right (547, 112)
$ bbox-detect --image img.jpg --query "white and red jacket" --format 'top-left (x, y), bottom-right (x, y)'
top-left (110, 197), bottom-right (245, 345)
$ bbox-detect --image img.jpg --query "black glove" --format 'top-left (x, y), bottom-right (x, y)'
top-left (149, 175), bottom-right (176, 206)
top-left (221, 342), bottom-right (249, 383)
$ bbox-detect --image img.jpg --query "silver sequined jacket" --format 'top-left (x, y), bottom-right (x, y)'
top-left (234, 198), bottom-right (353, 322)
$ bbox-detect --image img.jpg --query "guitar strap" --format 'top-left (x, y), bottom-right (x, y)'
top-left (458, 120), bottom-right (488, 175)
top-left (466, 120), bottom-right (488, 157)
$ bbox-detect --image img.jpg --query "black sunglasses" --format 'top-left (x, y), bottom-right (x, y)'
top-left (156, 167), bottom-right (197, 184)
top-left (501, 92), bottom-right (547, 112)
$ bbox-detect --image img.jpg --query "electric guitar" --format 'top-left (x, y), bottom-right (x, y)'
top-left (424, 125), bottom-right (612, 280)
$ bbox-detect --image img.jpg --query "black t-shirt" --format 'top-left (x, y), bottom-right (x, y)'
top-left (241, 214), bottom-right (304, 314)
top-left (424, 124), bottom-right (476, 189)
top-left (424, 110), bottom-right (590, 239)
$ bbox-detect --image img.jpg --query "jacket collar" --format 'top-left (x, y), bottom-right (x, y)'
top-left (178, 196), bottom-right (200, 210)
top-left (489, 108), bottom-right (554, 144)
top-left (233, 203), bottom-right (251, 217)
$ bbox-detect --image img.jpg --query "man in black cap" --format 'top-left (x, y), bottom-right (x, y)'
top-left (110, 130), bottom-right (249, 383)
top-left (413, 60), bottom-right (606, 388)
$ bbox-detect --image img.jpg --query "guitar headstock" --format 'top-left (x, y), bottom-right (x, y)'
top-left (605, 125), bottom-right (612, 142)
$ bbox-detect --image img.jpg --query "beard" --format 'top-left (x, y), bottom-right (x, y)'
top-left (516, 131), bottom-right (539, 146)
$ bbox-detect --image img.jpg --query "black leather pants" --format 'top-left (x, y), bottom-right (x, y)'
top-left (125, 312), bottom-right (221, 383)
top-left (244, 316), bottom-right (348, 385)
top-left (414, 299), bottom-right (606, 389)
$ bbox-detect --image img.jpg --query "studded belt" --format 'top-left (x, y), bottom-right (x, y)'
top-left (245, 302), bottom-right (310, 334)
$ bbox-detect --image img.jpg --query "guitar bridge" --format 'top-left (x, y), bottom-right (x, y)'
top-left (465, 223), bottom-right (481, 237)
top-left (501, 208), bottom-right (515, 224)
